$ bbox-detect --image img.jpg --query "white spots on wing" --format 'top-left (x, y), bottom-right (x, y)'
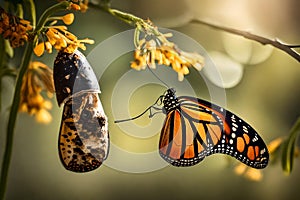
top-left (243, 125), bottom-right (248, 133)
top-left (231, 115), bottom-right (236, 123)
top-left (232, 123), bottom-right (238, 128)
top-left (252, 135), bottom-right (258, 142)
top-left (231, 133), bottom-right (236, 138)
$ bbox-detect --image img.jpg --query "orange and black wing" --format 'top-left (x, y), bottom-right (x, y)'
top-left (159, 95), bottom-right (269, 169)
top-left (159, 96), bottom-right (224, 167)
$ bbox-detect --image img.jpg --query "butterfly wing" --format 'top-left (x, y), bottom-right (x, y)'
top-left (183, 96), bottom-right (269, 169)
top-left (159, 96), bottom-right (224, 167)
top-left (59, 93), bottom-right (109, 172)
top-left (159, 95), bottom-right (269, 169)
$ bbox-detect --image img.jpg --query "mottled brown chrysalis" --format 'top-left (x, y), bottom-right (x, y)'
top-left (53, 50), bottom-right (109, 172)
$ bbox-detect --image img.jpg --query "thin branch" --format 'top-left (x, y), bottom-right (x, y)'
top-left (287, 45), bottom-right (300, 48)
top-left (191, 19), bottom-right (300, 62)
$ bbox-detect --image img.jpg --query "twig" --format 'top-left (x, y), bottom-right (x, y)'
top-left (191, 19), bottom-right (300, 62)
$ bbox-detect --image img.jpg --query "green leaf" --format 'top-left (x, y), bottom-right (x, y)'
top-left (134, 27), bottom-right (140, 48)
top-left (281, 117), bottom-right (300, 175)
top-left (23, 0), bottom-right (36, 27)
top-left (0, 74), bottom-right (2, 111)
top-left (16, 3), bottom-right (24, 18)
top-left (4, 40), bottom-right (14, 58)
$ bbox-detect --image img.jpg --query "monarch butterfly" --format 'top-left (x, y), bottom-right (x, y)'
top-left (115, 88), bottom-right (269, 169)
top-left (53, 50), bottom-right (109, 172)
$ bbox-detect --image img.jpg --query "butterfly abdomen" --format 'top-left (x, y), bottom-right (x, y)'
top-left (54, 50), bottom-right (109, 173)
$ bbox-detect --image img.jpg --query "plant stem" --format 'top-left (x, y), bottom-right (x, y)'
top-left (0, 41), bottom-right (33, 200)
top-left (90, 3), bottom-right (162, 36)
top-left (92, 1), bottom-right (300, 63)
top-left (23, 0), bottom-right (37, 27)
top-left (0, 2), bottom-right (71, 199)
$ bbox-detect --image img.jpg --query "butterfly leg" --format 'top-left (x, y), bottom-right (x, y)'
top-left (149, 106), bottom-right (164, 118)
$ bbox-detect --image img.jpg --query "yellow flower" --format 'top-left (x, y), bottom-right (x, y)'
top-left (33, 14), bottom-right (94, 56)
top-left (0, 7), bottom-right (33, 48)
top-left (79, 0), bottom-right (89, 13)
top-left (267, 137), bottom-right (283, 154)
top-left (33, 43), bottom-right (45, 57)
top-left (58, 0), bottom-right (89, 12)
top-left (234, 163), bottom-right (263, 182)
top-left (131, 27), bottom-right (205, 81)
top-left (19, 61), bottom-right (55, 124)
top-left (62, 13), bottom-right (75, 25)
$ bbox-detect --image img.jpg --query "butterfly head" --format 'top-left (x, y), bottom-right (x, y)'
top-left (163, 88), bottom-right (179, 113)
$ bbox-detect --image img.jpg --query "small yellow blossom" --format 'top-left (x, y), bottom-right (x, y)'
top-left (234, 163), bottom-right (263, 182)
top-left (35, 108), bottom-right (53, 124)
top-left (69, 3), bottom-right (81, 11)
top-left (33, 14), bottom-right (94, 56)
top-left (62, 13), bottom-right (75, 25)
top-left (267, 137), bottom-right (283, 153)
top-left (244, 168), bottom-right (263, 181)
top-left (19, 62), bottom-right (55, 124)
top-left (79, 0), bottom-right (89, 13)
top-left (0, 7), bottom-right (33, 48)
top-left (34, 43), bottom-right (45, 57)
top-left (58, 0), bottom-right (89, 12)
top-left (131, 27), bottom-right (205, 81)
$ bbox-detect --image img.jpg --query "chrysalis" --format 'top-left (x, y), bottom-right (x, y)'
top-left (53, 50), bottom-right (109, 172)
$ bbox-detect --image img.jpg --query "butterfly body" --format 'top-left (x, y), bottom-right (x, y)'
top-left (159, 89), bottom-right (269, 169)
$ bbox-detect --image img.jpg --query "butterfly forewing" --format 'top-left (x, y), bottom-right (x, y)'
top-left (59, 93), bottom-right (109, 172)
top-left (159, 96), bottom-right (224, 166)
top-left (159, 89), bottom-right (269, 169)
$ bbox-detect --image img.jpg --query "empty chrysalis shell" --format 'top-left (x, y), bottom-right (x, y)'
top-left (54, 50), bottom-right (101, 106)
top-left (53, 50), bottom-right (109, 173)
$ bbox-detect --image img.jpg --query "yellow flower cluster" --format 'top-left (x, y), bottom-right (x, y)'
top-left (33, 13), bottom-right (94, 56)
top-left (19, 62), bottom-right (55, 124)
top-left (0, 7), bottom-right (33, 48)
top-left (131, 34), bottom-right (205, 81)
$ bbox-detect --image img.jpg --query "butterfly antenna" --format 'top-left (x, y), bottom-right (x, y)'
top-left (115, 62), bottom-right (168, 124)
top-left (114, 95), bottom-right (164, 123)
top-left (114, 106), bottom-right (152, 123)
top-left (146, 63), bottom-right (170, 88)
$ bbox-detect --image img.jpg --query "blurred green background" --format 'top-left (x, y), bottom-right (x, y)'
top-left (0, 0), bottom-right (300, 199)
